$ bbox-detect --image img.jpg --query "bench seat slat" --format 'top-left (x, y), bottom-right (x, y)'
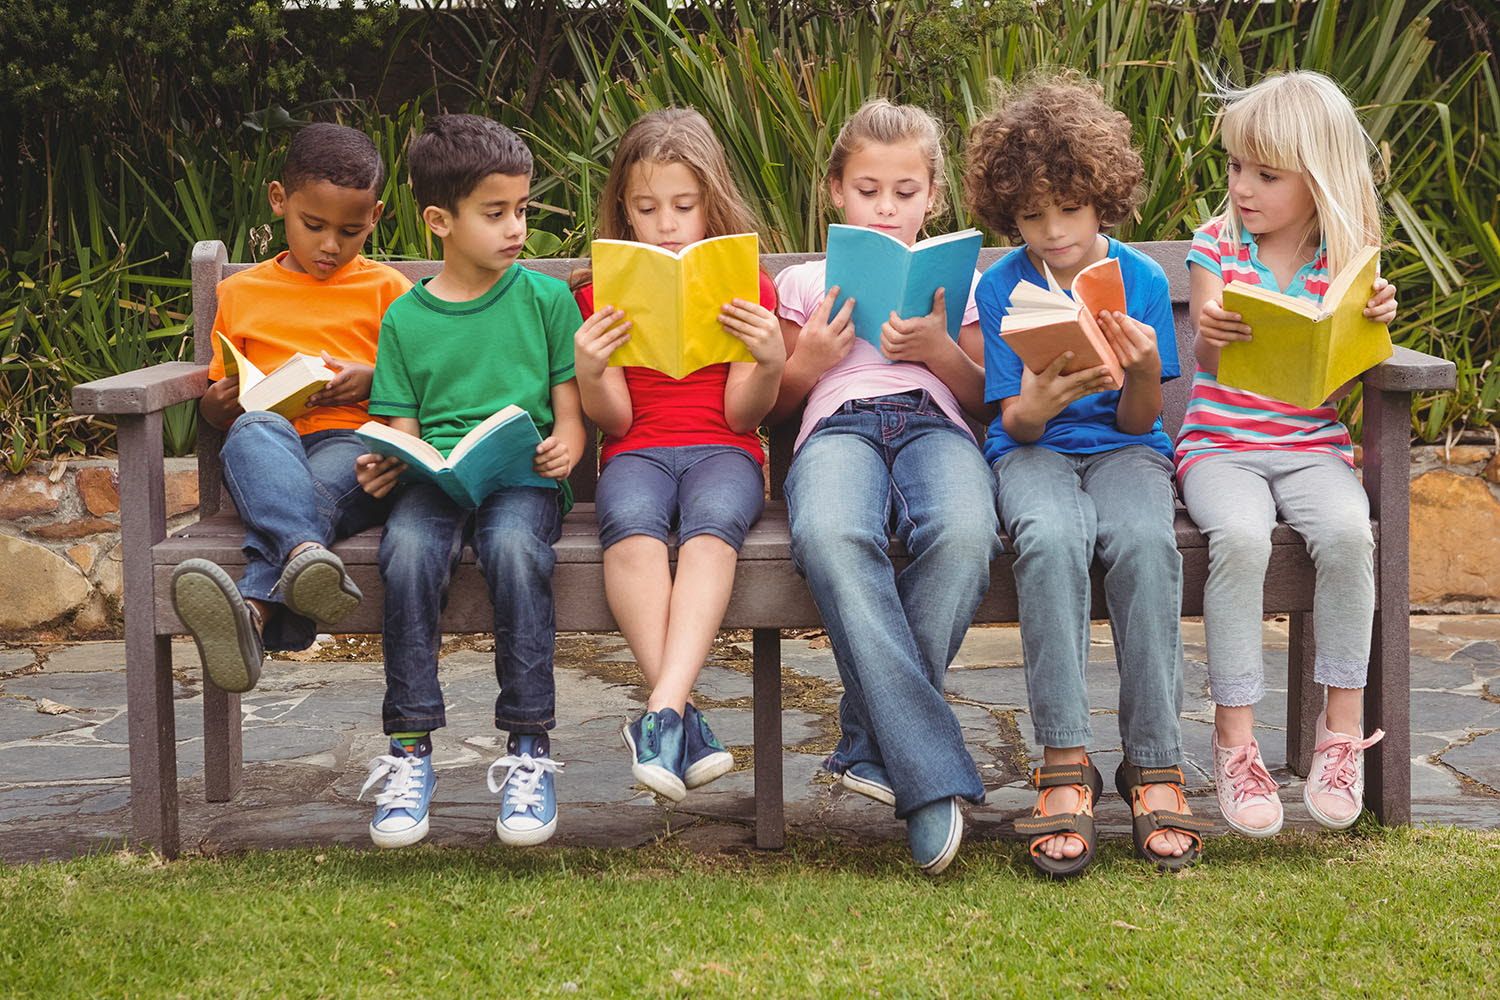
top-left (150, 508), bottom-right (1376, 634)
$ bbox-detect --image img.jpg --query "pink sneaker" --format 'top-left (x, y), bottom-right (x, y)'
top-left (1211, 732), bottom-right (1283, 837)
top-left (1303, 712), bottom-right (1384, 829)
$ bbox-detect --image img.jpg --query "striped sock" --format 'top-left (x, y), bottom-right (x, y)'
top-left (392, 732), bottom-right (429, 755)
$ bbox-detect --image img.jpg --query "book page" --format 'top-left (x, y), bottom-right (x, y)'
top-left (448, 404), bottom-right (525, 466)
top-left (355, 421), bottom-right (448, 471)
top-left (216, 333), bottom-right (265, 394)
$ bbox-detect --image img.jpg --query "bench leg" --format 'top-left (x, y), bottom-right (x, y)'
top-left (203, 681), bottom-right (243, 802)
top-left (1286, 613), bottom-right (1320, 777)
top-left (119, 413), bottom-right (180, 858)
top-left (1362, 383), bottom-right (1412, 825)
top-left (752, 628), bottom-right (785, 850)
top-left (1365, 610), bottom-right (1412, 824)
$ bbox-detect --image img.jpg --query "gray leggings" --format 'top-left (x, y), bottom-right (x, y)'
top-left (1180, 450), bottom-right (1373, 706)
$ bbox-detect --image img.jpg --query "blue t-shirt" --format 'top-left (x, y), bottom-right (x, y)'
top-left (977, 238), bottom-right (1180, 463)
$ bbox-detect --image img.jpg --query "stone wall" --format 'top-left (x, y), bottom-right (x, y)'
top-left (0, 459), bottom-right (200, 639)
top-left (1, 444), bottom-right (1496, 638)
top-left (1408, 442), bottom-right (1500, 612)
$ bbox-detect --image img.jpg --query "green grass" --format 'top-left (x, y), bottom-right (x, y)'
top-left (4, 827), bottom-right (1498, 997)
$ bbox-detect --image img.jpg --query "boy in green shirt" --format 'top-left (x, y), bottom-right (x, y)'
top-left (354, 115), bottom-right (585, 849)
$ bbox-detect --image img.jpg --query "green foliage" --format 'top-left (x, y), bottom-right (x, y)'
top-left (0, 0), bottom-right (398, 124)
top-left (0, 0), bottom-right (1495, 463)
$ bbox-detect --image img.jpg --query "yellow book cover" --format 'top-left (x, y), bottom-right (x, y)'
top-left (1218, 245), bottom-right (1392, 409)
top-left (217, 333), bottom-right (335, 421)
top-left (591, 233), bottom-right (759, 379)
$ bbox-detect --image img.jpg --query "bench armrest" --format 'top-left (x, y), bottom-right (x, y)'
top-left (71, 362), bottom-right (209, 416)
top-left (1362, 346), bottom-right (1456, 393)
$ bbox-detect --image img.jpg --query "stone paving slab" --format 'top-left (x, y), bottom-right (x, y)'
top-left (3, 617), bottom-right (1499, 864)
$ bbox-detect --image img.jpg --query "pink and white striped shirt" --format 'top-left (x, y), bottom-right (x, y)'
top-left (1174, 219), bottom-right (1354, 478)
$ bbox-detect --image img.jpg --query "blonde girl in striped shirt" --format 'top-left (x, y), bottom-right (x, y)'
top-left (1181, 71), bottom-right (1398, 837)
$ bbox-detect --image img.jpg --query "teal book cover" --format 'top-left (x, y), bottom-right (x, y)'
top-left (824, 225), bottom-right (982, 357)
top-left (355, 406), bottom-right (556, 509)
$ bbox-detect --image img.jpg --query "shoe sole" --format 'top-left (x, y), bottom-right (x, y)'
top-left (370, 815), bottom-right (430, 849)
top-left (917, 800), bottom-right (963, 877)
top-left (840, 770), bottom-right (896, 807)
top-left (279, 548), bottom-right (362, 626)
top-left (171, 560), bottom-right (261, 693)
top-left (684, 750), bottom-right (735, 789)
top-left (1303, 786), bottom-right (1362, 830)
top-left (621, 725), bottom-right (687, 801)
top-left (496, 814), bottom-right (558, 847)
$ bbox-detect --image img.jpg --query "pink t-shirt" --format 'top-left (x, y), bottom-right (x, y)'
top-left (774, 259), bottom-right (981, 453)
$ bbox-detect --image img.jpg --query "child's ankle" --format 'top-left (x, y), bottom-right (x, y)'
top-left (244, 598), bottom-right (269, 637)
top-left (1214, 705), bottom-right (1256, 746)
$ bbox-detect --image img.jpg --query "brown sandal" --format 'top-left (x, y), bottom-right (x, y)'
top-left (1114, 761), bottom-right (1213, 872)
top-left (1015, 758), bottom-right (1104, 880)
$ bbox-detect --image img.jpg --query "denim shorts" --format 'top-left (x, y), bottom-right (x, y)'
top-left (595, 444), bottom-right (765, 550)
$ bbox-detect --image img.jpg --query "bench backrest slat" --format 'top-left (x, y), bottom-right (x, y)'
top-left (190, 240), bottom-right (1195, 502)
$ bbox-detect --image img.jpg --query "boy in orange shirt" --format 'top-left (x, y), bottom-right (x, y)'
top-left (171, 123), bottom-right (411, 694)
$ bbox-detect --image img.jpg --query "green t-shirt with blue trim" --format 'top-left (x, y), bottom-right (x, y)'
top-left (370, 264), bottom-right (581, 505)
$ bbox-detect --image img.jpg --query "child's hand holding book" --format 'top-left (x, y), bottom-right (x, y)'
top-left (880, 287), bottom-right (954, 365)
top-left (718, 298), bottom-right (785, 368)
top-left (573, 306), bottom-right (633, 380)
top-left (356, 453), bottom-right (405, 498)
top-left (1097, 310), bottom-right (1161, 381)
top-left (201, 375), bottom-right (244, 431)
top-left (308, 353), bottom-right (374, 408)
top-left (533, 436), bottom-right (572, 480)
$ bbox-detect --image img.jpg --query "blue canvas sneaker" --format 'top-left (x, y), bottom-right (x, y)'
top-left (906, 796), bottom-right (963, 876)
top-left (360, 736), bottom-right (436, 849)
top-left (622, 708), bottom-right (687, 801)
top-left (489, 734), bottom-right (562, 846)
top-left (839, 760), bottom-right (896, 807)
top-left (682, 703), bottom-right (734, 789)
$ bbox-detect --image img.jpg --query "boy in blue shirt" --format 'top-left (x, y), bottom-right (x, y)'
top-left (353, 115), bottom-right (585, 849)
top-left (964, 75), bottom-right (1208, 877)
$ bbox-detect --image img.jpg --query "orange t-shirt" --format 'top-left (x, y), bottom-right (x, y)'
top-left (207, 252), bottom-right (412, 435)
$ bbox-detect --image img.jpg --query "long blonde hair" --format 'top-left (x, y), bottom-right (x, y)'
top-left (827, 98), bottom-right (949, 218)
top-left (1215, 71), bottom-right (1381, 278)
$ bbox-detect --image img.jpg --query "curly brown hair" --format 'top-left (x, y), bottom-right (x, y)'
top-left (963, 73), bottom-right (1144, 240)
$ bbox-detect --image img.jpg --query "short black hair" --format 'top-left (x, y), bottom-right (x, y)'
top-left (409, 114), bottom-right (533, 211)
top-left (282, 122), bottom-right (385, 195)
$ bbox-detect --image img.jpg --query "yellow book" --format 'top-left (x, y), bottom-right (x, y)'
top-left (1218, 245), bottom-right (1392, 409)
top-left (217, 333), bottom-right (335, 421)
top-left (591, 233), bottom-right (758, 379)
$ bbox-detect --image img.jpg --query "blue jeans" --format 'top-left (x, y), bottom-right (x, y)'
top-left (785, 390), bottom-right (999, 818)
top-left (220, 411), bottom-right (390, 652)
top-left (378, 481), bottom-right (562, 736)
top-left (993, 445), bottom-right (1184, 767)
top-left (595, 444), bottom-right (765, 551)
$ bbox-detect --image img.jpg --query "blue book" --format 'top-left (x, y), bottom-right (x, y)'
top-left (355, 406), bottom-right (556, 509)
top-left (824, 225), bottom-right (982, 358)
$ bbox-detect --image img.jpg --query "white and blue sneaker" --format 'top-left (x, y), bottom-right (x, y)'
top-left (360, 737), bottom-right (436, 849)
top-left (622, 708), bottom-right (687, 801)
top-left (489, 734), bottom-right (562, 847)
top-left (907, 796), bottom-right (964, 876)
top-left (682, 703), bottom-right (734, 789)
top-left (838, 760), bottom-right (896, 807)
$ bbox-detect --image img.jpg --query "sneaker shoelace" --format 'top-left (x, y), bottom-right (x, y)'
top-left (487, 753), bottom-right (564, 814)
top-left (1312, 729), bottom-right (1385, 791)
top-left (359, 754), bottom-right (427, 811)
top-left (1221, 743), bottom-right (1279, 804)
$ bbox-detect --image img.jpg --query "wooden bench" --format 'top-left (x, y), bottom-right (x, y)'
top-left (73, 239), bottom-right (1456, 859)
